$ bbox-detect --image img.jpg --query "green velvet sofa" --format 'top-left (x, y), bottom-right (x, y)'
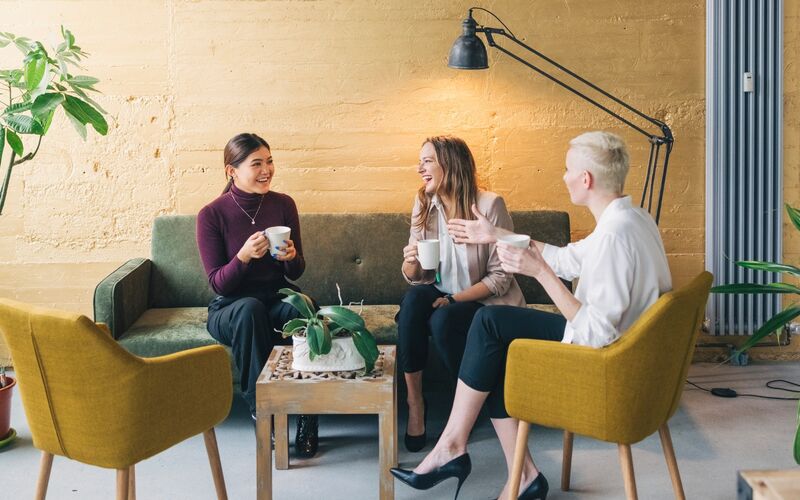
top-left (94, 212), bottom-right (569, 385)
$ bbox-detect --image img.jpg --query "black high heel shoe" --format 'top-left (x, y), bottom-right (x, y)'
top-left (390, 453), bottom-right (471, 500)
top-left (404, 397), bottom-right (427, 452)
top-left (295, 414), bottom-right (318, 458)
top-left (518, 472), bottom-right (549, 500)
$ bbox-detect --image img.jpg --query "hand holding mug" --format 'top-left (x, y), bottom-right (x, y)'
top-left (403, 243), bottom-right (419, 265)
top-left (238, 231), bottom-right (270, 263)
top-left (273, 239), bottom-right (297, 261)
top-left (496, 238), bottom-right (547, 279)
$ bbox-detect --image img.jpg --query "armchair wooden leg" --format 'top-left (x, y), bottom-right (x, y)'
top-left (561, 431), bottom-right (574, 491)
top-left (116, 468), bottom-right (129, 500)
top-left (509, 420), bottom-right (530, 499)
top-left (203, 428), bottom-right (229, 500)
top-left (128, 464), bottom-right (136, 500)
top-left (35, 451), bottom-right (54, 500)
top-left (658, 424), bottom-right (686, 500)
top-left (617, 444), bottom-right (638, 500)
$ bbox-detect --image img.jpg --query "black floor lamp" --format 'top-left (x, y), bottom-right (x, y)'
top-left (448, 8), bottom-right (674, 224)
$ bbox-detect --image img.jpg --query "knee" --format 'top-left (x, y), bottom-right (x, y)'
top-left (400, 285), bottom-right (436, 310)
top-left (231, 298), bottom-right (268, 329)
top-left (428, 307), bottom-right (457, 339)
top-left (470, 307), bottom-right (502, 340)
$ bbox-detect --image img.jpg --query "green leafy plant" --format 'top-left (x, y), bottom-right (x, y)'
top-left (0, 27), bottom-right (108, 215)
top-left (710, 203), bottom-right (800, 463)
top-left (279, 288), bottom-right (380, 373)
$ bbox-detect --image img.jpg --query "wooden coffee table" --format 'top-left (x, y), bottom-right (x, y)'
top-left (255, 345), bottom-right (397, 500)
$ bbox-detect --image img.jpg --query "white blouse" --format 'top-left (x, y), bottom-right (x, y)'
top-left (431, 195), bottom-right (471, 295)
top-left (542, 196), bottom-right (672, 348)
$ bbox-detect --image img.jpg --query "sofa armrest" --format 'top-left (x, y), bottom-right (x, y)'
top-left (93, 258), bottom-right (152, 340)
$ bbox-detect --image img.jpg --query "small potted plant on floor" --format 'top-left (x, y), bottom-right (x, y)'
top-left (279, 287), bottom-right (380, 373)
top-left (0, 367), bottom-right (16, 450)
top-left (711, 203), bottom-right (800, 463)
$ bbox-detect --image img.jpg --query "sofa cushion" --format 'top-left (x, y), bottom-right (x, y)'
top-left (150, 217), bottom-right (215, 308)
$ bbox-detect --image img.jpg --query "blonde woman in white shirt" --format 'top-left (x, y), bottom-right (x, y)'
top-left (398, 136), bottom-right (525, 454)
top-left (391, 131), bottom-right (671, 500)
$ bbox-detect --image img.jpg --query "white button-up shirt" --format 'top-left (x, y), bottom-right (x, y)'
top-left (431, 195), bottom-right (472, 295)
top-left (542, 196), bottom-right (672, 348)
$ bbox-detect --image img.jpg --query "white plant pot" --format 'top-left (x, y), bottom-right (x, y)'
top-left (291, 335), bottom-right (366, 372)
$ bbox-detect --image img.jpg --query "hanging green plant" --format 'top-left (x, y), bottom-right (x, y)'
top-left (0, 26), bottom-right (108, 214)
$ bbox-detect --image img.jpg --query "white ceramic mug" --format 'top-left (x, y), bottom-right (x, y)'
top-left (498, 233), bottom-right (531, 248)
top-left (416, 239), bottom-right (440, 270)
top-left (264, 226), bottom-right (291, 257)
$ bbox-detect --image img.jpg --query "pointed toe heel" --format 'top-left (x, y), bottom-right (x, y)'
top-left (518, 472), bottom-right (549, 500)
top-left (390, 453), bottom-right (471, 499)
top-left (404, 397), bottom-right (428, 452)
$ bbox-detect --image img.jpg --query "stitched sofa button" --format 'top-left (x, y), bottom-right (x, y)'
top-left (354, 258), bottom-right (362, 265)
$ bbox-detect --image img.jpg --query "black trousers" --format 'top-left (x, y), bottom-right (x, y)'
top-left (207, 291), bottom-right (299, 412)
top-left (396, 284), bottom-right (484, 379)
top-left (458, 306), bottom-right (566, 418)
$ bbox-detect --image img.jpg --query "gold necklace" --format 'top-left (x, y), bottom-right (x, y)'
top-left (229, 191), bottom-right (265, 225)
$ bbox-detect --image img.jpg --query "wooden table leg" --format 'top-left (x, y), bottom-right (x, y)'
top-left (379, 411), bottom-right (396, 500)
top-left (256, 413), bottom-right (273, 500)
top-left (275, 414), bottom-right (289, 470)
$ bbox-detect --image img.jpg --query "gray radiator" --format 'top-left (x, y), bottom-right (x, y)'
top-left (705, 0), bottom-right (783, 336)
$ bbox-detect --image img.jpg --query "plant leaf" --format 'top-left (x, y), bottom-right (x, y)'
top-left (736, 260), bottom-right (800, 277)
top-left (13, 37), bottom-right (32, 54)
top-left (317, 306), bottom-right (366, 332)
top-left (31, 93), bottom-right (65, 123)
top-left (6, 129), bottom-right (23, 156)
top-left (319, 320), bottom-right (332, 354)
top-left (3, 114), bottom-right (43, 135)
top-left (0, 39), bottom-right (9, 48)
top-left (795, 399), bottom-right (800, 464)
top-left (24, 55), bottom-right (47, 90)
top-left (3, 101), bottom-right (33, 115)
top-left (62, 95), bottom-right (107, 135)
top-left (64, 109), bottom-right (86, 140)
top-left (735, 305), bottom-right (800, 355)
top-left (66, 83), bottom-right (107, 113)
top-left (710, 282), bottom-right (800, 294)
top-left (282, 318), bottom-right (307, 335)
top-left (278, 288), bottom-right (314, 318)
top-left (0, 128), bottom-right (5, 165)
top-left (68, 75), bottom-right (99, 89)
top-left (350, 329), bottom-right (379, 373)
top-left (788, 204), bottom-right (800, 233)
top-left (306, 319), bottom-right (332, 357)
top-left (40, 109), bottom-right (56, 135)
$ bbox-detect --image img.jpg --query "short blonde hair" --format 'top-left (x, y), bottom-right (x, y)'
top-left (569, 131), bottom-right (630, 194)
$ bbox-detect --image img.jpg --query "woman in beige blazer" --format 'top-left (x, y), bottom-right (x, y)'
top-left (398, 136), bottom-right (524, 453)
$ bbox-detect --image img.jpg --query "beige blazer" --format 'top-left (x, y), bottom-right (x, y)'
top-left (402, 190), bottom-right (526, 307)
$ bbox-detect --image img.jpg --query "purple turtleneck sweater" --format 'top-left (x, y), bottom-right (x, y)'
top-left (196, 184), bottom-right (306, 297)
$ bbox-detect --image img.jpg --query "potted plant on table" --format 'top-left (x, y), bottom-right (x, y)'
top-left (279, 287), bottom-right (380, 373)
top-left (710, 203), bottom-right (800, 463)
top-left (0, 26), bottom-right (108, 215)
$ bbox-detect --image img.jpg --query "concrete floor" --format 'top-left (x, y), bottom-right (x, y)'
top-left (2, 362), bottom-right (799, 499)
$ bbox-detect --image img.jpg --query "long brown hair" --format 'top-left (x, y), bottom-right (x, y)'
top-left (221, 133), bottom-right (271, 194)
top-left (414, 136), bottom-right (479, 230)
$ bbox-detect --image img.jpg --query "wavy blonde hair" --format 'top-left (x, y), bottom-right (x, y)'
top-left (414, 136), bottom-right (479, 230)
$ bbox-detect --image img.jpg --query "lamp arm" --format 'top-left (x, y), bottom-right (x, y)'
top-left (480, 27), bottom-right (673, 146)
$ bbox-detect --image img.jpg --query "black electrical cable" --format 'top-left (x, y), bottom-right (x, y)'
top-left (686, 379), bottom-right (800, 401)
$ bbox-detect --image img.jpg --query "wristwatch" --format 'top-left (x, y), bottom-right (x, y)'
top-left (445, 294), bottom-right (456, 304)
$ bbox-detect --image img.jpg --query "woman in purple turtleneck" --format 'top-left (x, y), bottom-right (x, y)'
top-left (196, 133), bottom-right (318, 458)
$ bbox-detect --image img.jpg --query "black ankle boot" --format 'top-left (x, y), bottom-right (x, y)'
top-left (295, 415), bottom-right (319, 458)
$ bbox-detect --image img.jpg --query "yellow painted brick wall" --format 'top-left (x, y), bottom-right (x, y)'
top-left (0, 0), bottom-right (796, 364)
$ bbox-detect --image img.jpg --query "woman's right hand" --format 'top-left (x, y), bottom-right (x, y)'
top-left (403, 243), bottom-right (420, 265)
top-left (237, 231), bottom-right (270, 263)
top-left (448, 204), bottom-right (508, 244)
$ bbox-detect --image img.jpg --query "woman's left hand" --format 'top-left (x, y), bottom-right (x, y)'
top-left (431, 296), bottom-right (451, 308)
top-left (496, 240), bottom-right (549, 279)
top-left (274, 239), bottom-right (297, 261)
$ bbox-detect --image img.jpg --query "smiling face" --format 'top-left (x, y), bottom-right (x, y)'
top-left (227, 146), bottom-right (274, 194)
top-left (418, 142), bottom-right (444, 195)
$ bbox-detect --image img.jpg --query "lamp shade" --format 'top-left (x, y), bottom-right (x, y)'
top-left (448, 16), bottom-right (488, 69)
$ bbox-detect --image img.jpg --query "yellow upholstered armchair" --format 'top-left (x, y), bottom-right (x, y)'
top-left (0, 298), bottom-right (233, 500)
top-left (505, 271), bottom-right (713, 500)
